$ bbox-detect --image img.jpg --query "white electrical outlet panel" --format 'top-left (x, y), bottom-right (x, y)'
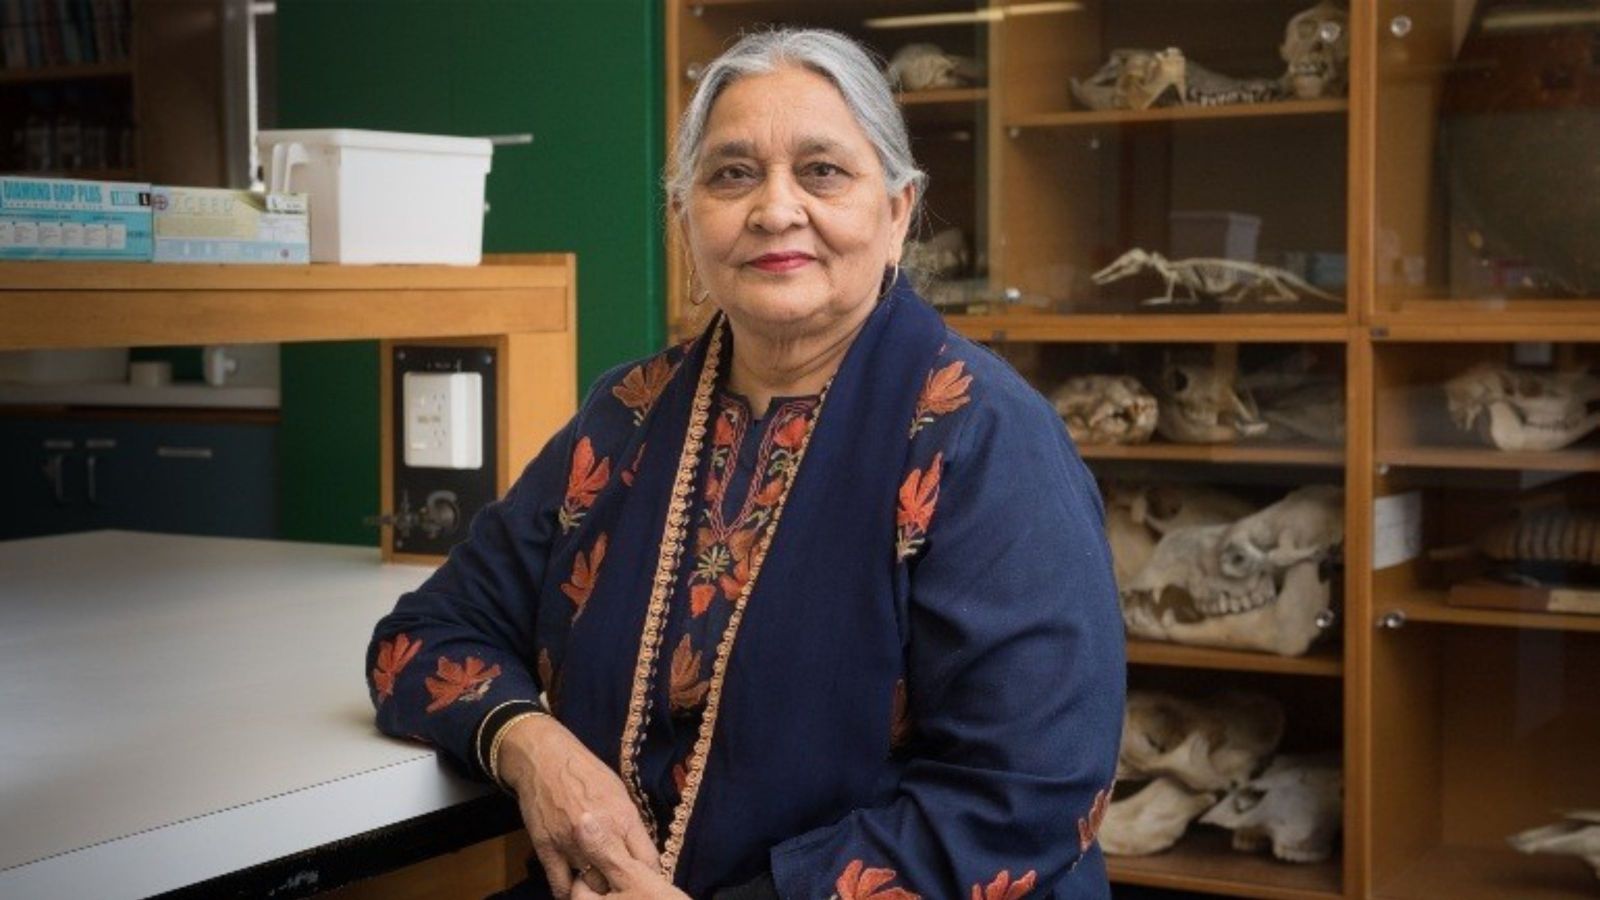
top-left (403, 372), bottom-right (483, 469)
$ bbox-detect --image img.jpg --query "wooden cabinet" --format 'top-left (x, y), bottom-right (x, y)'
top-left (666, 2), bottom-right (1600, 898)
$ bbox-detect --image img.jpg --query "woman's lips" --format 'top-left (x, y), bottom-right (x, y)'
top-left (749, 253), bottom-right (815, 273)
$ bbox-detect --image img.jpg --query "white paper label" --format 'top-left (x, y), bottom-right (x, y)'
top-left (1373, 491), bottom-right (1423, 570)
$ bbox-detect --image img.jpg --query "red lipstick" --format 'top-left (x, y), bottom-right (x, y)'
top-left (749, 252), bottom-right (815, 273)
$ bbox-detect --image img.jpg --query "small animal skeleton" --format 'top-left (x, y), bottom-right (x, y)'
top-left (1508, 810), bottom-right (1600, 880)
top-left (1122, 486), bottom-right (1343, 656)
top-left (1200, 753), bottom-right (1343, 864)
top-left (1094, 249), bottom-right (1343, 306)
top-left (1281, 2), bottom-right (1350, 100)
top-left (1432, 506), bottom-right (1600, 588)
top-left (1156, 357), bottom-right (1270, 444)
top-left (1051, 375), bottom-right (1159, 446)
top-left (887, 43), bottom-right (984, 92)
top-left (1443, 363), bottom-right (1600, 453)
top-left (1071, 48), bottom-right (1280, 111)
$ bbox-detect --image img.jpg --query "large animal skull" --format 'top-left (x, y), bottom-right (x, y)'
top-left (1200, 753), bottom-right (1343, 863)
top-left (1120, 690), bottom-right (1285, 791)
top-left (1104, 484), bottom-right (1257, 589)
top-left (1052, 376), bottom-right (1158, 446)
top-left (1121, 487), bottom-right (1343, 656)
top-left (1280, 2), bottom-right (1350, 100)
top-left (1509, 811), bottom-right (1600, 880)
top-left (1444, 363), bottom-right (1600, 452)
top-left (1156, 359), bottom-right (1270, 444)
top-left (887, 43), bottom-right (984, 92)
top-left (1100, 777), bottom-right (1218, 856)
top-left (1072, 48), bottom-right (1187, 111)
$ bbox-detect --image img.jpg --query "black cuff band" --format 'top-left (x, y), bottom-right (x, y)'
top-left (473, 698), bottom-right (547, 781)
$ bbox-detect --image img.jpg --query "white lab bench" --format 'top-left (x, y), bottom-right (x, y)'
top-left (0, 531), bottom-right (499, 899)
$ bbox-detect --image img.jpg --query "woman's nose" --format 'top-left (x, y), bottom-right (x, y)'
top-left (747, 176), bottom-right (808, 233)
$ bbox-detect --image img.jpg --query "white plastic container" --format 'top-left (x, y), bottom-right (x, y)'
top-left (256, 129), bottom-right (492, 265)
top-left (0, 349), bottom-right (130, 384)
top-left (1168, 210), bottom-right (1262, 262)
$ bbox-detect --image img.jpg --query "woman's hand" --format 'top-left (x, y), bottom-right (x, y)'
top-left (497, 715), bottom-right (660, 898)
top-left (570, 813), bottom-right (692, 900)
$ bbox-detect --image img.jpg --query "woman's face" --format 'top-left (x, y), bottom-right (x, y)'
top-left (683, 65), bottom-right (915, 341)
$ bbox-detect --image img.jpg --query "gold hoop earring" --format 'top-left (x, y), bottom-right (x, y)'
top-left (879, 261), bottom-right (901, 299)
top-left (687, 266), bottom-right (710, 307)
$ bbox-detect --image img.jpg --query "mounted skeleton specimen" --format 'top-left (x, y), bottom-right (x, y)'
top-left (1509, 811), bottom-right (1600, 880)
top-left (1094, 249), bottom-right (1343, 306)
top-left (1121, 485), bottom-right (1343, 656)
top-left (1200, 753), bottom-right (1343, 863)
top-left (1102, 690), bottom-right (1285, 856)
top-left (1051, 376), bottom-right (1159, 446)
top-left (887, 43), bottom-right (985, 92)
top-left (1443, 363), bottom-right (1600, 452)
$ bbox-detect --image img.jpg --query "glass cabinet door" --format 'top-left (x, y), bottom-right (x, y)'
top-left (1368, 339), bottom-right (1600, 899)
top-left (1374, 0), bottom-right (1600, 313)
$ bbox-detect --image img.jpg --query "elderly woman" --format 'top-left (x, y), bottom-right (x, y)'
top-left (366, 28), bottom-right (1123, 900)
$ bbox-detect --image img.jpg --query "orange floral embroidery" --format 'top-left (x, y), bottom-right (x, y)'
top-left (669, 634), bottom-right (709, 712)
top-left (1079, 785), bottom-right (1113, 853)
top-left (972, 870), bottom-right (1036, 900)
top-left (890, 679), bottom-right (911, 749)
top-left (611, 355), bottom-right (676, 424)
top-left (911, 360), bottom-right (972, 436)
top-left (690, 583), bottom-right (717, 617)
top-left (561, 533), bottom-right (608, 612)
top-left (620, 442), bottom-right (646, 487)
top-left (372, 633), bottom-right (422, 704)
top-left (560, 437), bottom-right (611, 532)
top-left (537, 648), bottom-right (554, 692)
top-left (896, 452), bottom-right (943, 560)
top-left (835, 859), bottom-right (920, 900)
top-left (423, 655), bottom-right (502, 713)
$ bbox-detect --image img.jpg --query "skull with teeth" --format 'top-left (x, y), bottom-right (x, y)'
top-left (1200, 753), bottom-right (1343, 864)
top-left (1103, 483), bottom-right (1257, 589)
top-left (1121, 486), bottom-right (1343, 656)
top-left (1444, 362), bottom-right (1600, 452)
top-left (1156, 359), bottom-right (1270, 444)
top-left (1052, 375), bottom-right (1159, 446)
top-left (1280, 2), bottom-right (1350, 100)
top-left (1071, 48), bottom-right (1188, 111)
top-left (1119, 690), bottom-right (1286, 791)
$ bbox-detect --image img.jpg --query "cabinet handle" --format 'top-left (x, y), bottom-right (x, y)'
top-left (157, 446), bottom-right (214, 460)
top-left (1376, 610), bottom-right (1407, 630)
top-left (41, 453), bottom-right (67, 505)
top-left (85, 454), bottom-right (99, 506)
top-left (1389, 15), bottom-right (1413, 38)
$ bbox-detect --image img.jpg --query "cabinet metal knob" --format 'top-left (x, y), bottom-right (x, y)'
top-left (1389, 15), bottom-right (1413, 38)
top-left (1376, 610), bottom-right (1407, 630)
top-left (686, 62), bottom-right (705, 82)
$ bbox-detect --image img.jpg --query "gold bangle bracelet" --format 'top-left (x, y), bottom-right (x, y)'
top-left (488, 711), bottom-right (545, 791)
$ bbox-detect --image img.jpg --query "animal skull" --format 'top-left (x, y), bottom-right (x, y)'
top-left (1444, 363), bottom-right (1600, 452)
top-left (887, 43), bottom-right (984, 92)
top-left (1119, 690), bottom-right (1285, 791)
top-left (1156, 359), bottom-right (1270, 444)
top-left (1104, 484), bottom-right (1256, 589)
top-left (1100, 777), bottom-right (1218, 856)
top-left (1200, 753), bottom-right (1343, 863)
top-left (1280, 2), bottom-right (1350, 100)
top-left (1052, 376), bottom-right (1159, 446)
top-left (1121, 487), bottom-right (1343, 656)
top-left (1071, 48), bottom-right (1187, 111)
top-left (1509, 811), bottom-right (1600, 880)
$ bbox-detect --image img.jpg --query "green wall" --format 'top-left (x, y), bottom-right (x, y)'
top-left (275, 0), bottom-right (665, 544)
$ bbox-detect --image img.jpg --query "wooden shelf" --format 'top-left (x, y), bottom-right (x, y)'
top-left (1377, 445), bottom-right (1600, 473)
top-left (946, 312), bottom-right (1351, 343)
top-left (1382, 589), bottom-right (1600, 634)
top-left (0, 257), bottom-right (573, 350)
top-left (1008, 99), bottom-right (1348, 129)
top-left (1372, 310), bottom-right (1600, 342)
top-left (0, 61), bottom-right (132, 86)
top-left (1108, 828), bottom-right (1342, 900)
top-left (897, 87), bottom-right (987, 106)
top-left (1081, 442), bottom-right (1344, 467)
top-left (1126, 640), bottom-right (1344, 677)
top-left (1374, 843), bottom-right (1597, 900)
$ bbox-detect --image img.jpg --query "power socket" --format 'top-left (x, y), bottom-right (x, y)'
top-left (403, 371), bottom-right (483, 469)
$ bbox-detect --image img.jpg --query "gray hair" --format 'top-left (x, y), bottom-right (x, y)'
top-left (665, 28), bottom-right (926, 217)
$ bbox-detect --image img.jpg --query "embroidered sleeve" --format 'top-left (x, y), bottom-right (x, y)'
top-left (365, 417), bottom-right (577, 778)
top-left (771, 363), bottom-right (1126, 896)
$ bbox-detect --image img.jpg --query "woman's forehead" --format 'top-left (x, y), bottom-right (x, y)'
top-left (700, 67), bottom-right (875, 159)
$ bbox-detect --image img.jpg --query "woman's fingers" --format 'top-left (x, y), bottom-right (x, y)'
top-left (575, 812), bottom-right (639, 888)
top-left (620, 814), bottom-right (661, 869)
top-left (534, 843), bottom-right (575, 900)
top-left (571, 879), bottom-right (604, 900)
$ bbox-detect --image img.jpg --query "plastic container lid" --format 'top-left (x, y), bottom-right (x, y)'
top-left (255, 129), bottom-right (492, 158)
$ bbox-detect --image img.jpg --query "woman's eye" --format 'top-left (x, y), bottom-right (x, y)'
top-left (709, 165), bottom-right (754, 185)
top-left (804, 163), bottom-right (846, 179)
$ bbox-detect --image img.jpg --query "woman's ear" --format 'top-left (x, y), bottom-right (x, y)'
top-left (887, 182), bottom-right (917, 258)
